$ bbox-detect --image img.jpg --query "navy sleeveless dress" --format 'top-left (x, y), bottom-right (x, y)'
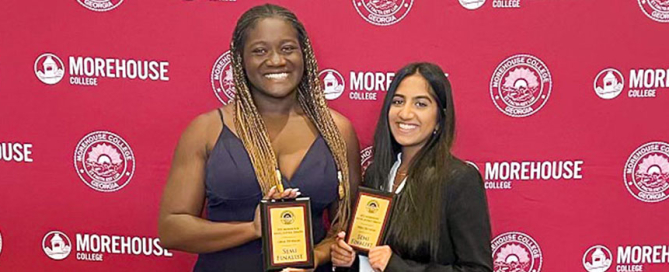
top-left (193, 110), bottom-right (338, 272)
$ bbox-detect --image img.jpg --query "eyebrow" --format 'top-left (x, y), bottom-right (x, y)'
top-left (279, 39), bottom-right (299, 44)
top-left (247, 38), bottom-right (298, 47)
top-left (412, 95), bottom-right (432, 100)
top-left (393, 94), bottom-right (433, 101)
top-left (246, 41), bottom-right (268, 48)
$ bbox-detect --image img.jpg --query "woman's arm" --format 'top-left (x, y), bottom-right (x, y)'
top-left (383, 164), bottom-right (493, 272)
top-left (158, 112), bottom-right (259, 253)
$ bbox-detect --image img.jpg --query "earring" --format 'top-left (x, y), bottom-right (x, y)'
top-left (433, 128), bottom-right (438, 135)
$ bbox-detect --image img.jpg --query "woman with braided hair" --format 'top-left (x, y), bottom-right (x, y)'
top-left (158, 4), bottom-right (361, 272)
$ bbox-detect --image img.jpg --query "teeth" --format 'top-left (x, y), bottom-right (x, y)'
top-left (399, 123), bottom-right (417, 130)
top-left (265, 73), bottom-right (288, 79)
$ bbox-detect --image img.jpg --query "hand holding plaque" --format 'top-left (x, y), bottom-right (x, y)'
top-left (253, 187), bottom-right (301, 238)
top-left (261, 197), bottom-right (315, 271)
top-left (345, 187), bottom-right (396, 254)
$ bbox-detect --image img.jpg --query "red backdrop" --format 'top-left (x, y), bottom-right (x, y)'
top-left (1, 0), bottom-right (668, 271)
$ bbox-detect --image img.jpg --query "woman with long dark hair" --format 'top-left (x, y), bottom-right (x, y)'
top-left (158, 4), bottom-right (361, 272)
top-left (331, 63), bottom-right (492, 271)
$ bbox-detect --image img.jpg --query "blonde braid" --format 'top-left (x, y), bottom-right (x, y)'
top-left (230, 40), bottom-right (280, 193)
top-left (297, 36), bottom-right (351, 231)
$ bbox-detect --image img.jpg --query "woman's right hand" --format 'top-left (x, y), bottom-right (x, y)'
top-left (253, 186), bottom-right (301, 238)
top-left (331, 231), bottom-right (356, 267)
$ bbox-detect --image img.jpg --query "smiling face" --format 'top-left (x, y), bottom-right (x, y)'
top-left (388, 73), bottom-right (440, 151)
top-left (242, 17), bottom-right (304, 99)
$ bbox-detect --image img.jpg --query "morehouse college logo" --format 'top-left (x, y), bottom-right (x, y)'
top-left (77, 0), bottom-right (124, 12)
top-left (360, 146), bottom-right (373, 175)
top-left (42, 230), bottom-right (172, 262)
top-left (74, 131), bottom-right (135, 192)
top-left (34, 52), bottom-right (170, 86)
top-left (583, 245), bottom-right (613, 272)
top-left (594, 68), bottom-right (625, 100)
top-left (638, 0), bottom-right (669, 23)
top-left (490, 54), bottom-right (552, 117)
top-left (491, 232), bottom-right (543, 272)
top-left (460, 0), bottom-right (486, 10)
top-left (319, 69), bottom-right (346, 100)
top-left (43, 231), bottom-right (72, 260)
top-left (624, 141), bottom-right (669, 203)
top-left (352, 0), bottom-right (414, 26)
top-left (34, 53), bottom-right (65, 85)
top-left (211, 51), bottom-right (235, 105)
top-left (466, 161), bottom-right (481, 172)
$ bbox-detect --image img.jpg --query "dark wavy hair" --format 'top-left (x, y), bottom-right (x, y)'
top-left (364, 62), bottom-right (455, 261)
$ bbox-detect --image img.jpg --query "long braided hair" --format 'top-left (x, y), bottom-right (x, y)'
top-left (229, 4), bottom-right (351, 231)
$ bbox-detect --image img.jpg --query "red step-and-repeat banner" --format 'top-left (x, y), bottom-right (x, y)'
top-left (1, 0), bottom-right (668, 271)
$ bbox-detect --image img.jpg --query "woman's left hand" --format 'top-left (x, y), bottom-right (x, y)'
top-left (368, 245), bottom-right (392, 272)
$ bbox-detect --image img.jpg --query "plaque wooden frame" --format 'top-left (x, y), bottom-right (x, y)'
top-left (260, 197), bottom-right (315, 271)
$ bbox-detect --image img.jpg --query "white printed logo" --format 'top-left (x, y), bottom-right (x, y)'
top-left (491, 232), bottom-right (543, 272)
top-left (493, 0), bottom-right (521, 8)
top-left (43, 231), bottom-right (72, 260)
top-left (583, 245), bottom-right (613, 272)
top-left (211, 51), bottom-right (235, 105)
top-left (319, 69), bottom-right (346, 100)
top-left (460, 0), bottom-right (486, 10)
top-left (638, 0), bottom-right (669, 23)
top-left (74, 131), bottom-right (135, 192)
top-left (490, 54), bottom-right (552, 117)
top-left (35, 53), bottom-right (65, 85)
top-left (624, 142), bottom-right (669, 203)
top-left (466, 161), bottom-right (483, 173)
top-left (77, 0), bottom-right (124, 12)
top-left (594, 68), bottom-right (624, 100)
top-left (352, 0), bottom-right (414, 26)
top-left (360, 146), bottom-right (373, 175)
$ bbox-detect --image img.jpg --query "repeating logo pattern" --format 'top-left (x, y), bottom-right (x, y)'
top-left (492, 232), bottom-right (543, 272)
top-left (319, 69), bottom-right (346, 100)
top-left (74, 131), bottom-right (135, 192)
top-left (460, 0), bottom-right (486, 10)
top-left (490, 54), bottom-right (552, 117)
top-left (624, 142), bottom-right (669, 203)
top-left (638, 0), bottom-right (669, 23)
top-left (77, 0), bottom-right (124, 12)
top-left (361, 146), bottom-right (373, 175)
top-left (352, 0), bottom-right (413, 26)
top-left (212, 51), bottom-right (235, 105)
top-left (594, 68), bottom-right (625, 100)
top-left (583, 245), bottom-right (613, 272)
top-left (42, 231), bottom-right (72, 260)
top-left (34, 53), bottom-right (65, 85)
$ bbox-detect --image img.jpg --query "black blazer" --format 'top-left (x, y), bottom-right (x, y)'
top-left (336, 159), bottom-right (493, 272)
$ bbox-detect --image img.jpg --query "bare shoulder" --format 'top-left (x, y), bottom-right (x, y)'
top-left (328, 108), bottom-right (355, 138)
top-left (186, 109), bottom-right (220, 134)
top-left (179, 108), bottom-right (225, 153)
